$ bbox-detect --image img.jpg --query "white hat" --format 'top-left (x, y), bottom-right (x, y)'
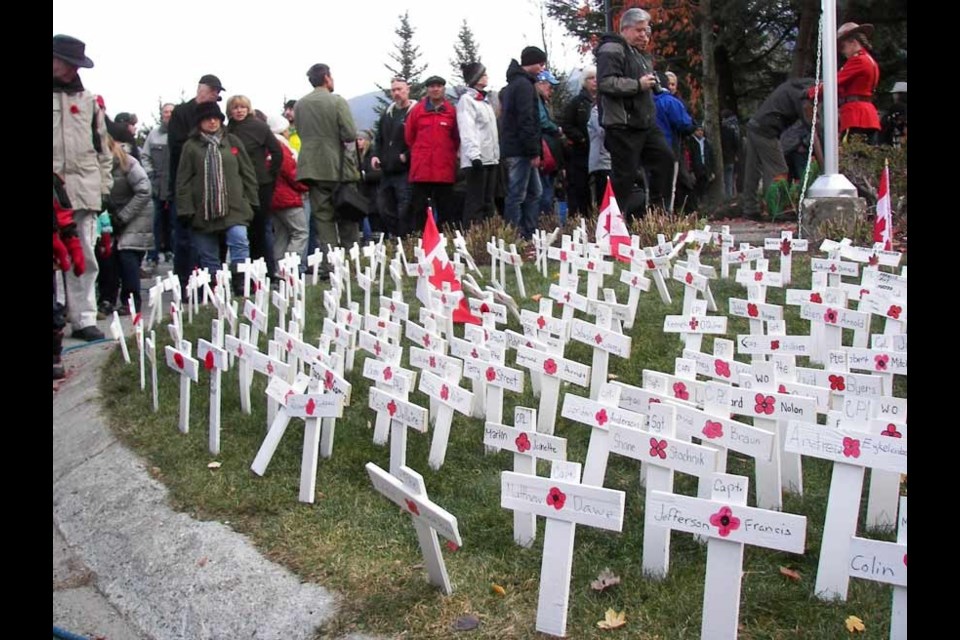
top-left (267, 113), bottom-right (289, 135)
top-left (890, 81), bottom-right (907, 94)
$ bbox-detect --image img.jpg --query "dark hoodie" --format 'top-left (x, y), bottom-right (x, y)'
top-left (498, 59), bottom-right (541, 158)
top-left (594, 32), bottom-right (656, 130)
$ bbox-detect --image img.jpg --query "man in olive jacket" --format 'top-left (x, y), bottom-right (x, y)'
top-left (595, 7), bottom-right (673, 216)
top-left (295, 63), bottom-right (360, 278)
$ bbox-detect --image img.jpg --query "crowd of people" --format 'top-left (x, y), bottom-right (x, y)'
top-left (53, 13), bottom-right (905, 378)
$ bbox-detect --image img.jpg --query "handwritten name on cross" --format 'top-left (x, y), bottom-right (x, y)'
top-left (501, 465), bottom-right (625, 637)
top-left (784, 419), bottom-right (907, 601)
top-left (763, 230), bottom-right (807, 284)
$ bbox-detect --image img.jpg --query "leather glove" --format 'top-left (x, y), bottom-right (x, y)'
top-left (100, 232), bottom-right (113, 259)
top-left (110, 213), bottom-right (126, 235)
top-left (53, 232), bottom-right (70, 272)
top-left (471, 158), bottom-right (483, 170)
top-left (101, 194), bottom-right (117, 215)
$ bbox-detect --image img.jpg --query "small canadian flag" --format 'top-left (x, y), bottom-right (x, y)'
top-left (873, 159), bottom-right (892, 251)
top-left (595, 177), bottom-right (631, 263)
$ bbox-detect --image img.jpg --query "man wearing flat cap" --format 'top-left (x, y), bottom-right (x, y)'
top-left (166, 73), bottom-right (226, 295)
top-left (404, 75), bottom-right (460, 231)
top-left (53, 34), bottom-right (113, 342)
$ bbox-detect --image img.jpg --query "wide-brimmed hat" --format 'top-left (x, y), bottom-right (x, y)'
top-left (890, 81), bottom-right (908, 94)
top-left (53, 34), bottom-right (94, 68)
top-left (837, 22), bottom-right (874, 42)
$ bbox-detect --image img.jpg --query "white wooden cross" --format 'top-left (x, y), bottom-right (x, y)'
top-left (452, 230), bottom-right (481, 276)
top-left (612, 380), bottom-right (776, 508)
top-left (367, 463), bottom-right (463, 595)
top-left (674, 253), bottom-right (719, 314)
top-left (663, 299), bottom-right (728, 353)
top-left (420, 369), bottom-right (474, 470)
top-left (461, 348), bottom-right (524, 437)
top-left (380, 292), bottom-right (410, 326)
top-left (164, 340), bottom-right (198, 434)
top-left (733, 257), bottom-right (783, 318)
top-left (363, 358), bottom-right (416, 446)
top-left (357, 265), bottom-right (374, 319)
top-left (573, 250), bottom-right (613, 301)
top-left (764, 230), bottom-right (808, 284)
top-left (546, 239), bottom-right (578, 285)
top-left (235, 257), bottom-right (262, 299)
top-left (243, 297), bottom-right (268, 352)
top-left (646, 473), bottom-right (806, 640)
top-left (515, 344), bottom-right (590, 436)
top-left (145, 329), bottom-right (158, 412)
top-left (500, 240), bottom-right (526, 298)
top-left (225, 324), bottom-right (254, 414)
top-left (640, 250), bottom-right (673, 304)
top-left (501, 462), bottom-right (625, 637)
top-left (284, 388), bottom-right (344, 503)
top-left (271, 280), bottom-right (289, 334)
top-left (848, 496), bottom-right (907, 640)
top-left (369, 386), bottom-right (429, 475)
top-left (784, 418), bottom-right (907, 600)
top-left (336, 303), bottom-right (364, 372)
top-left (305, 357), bottom-right (351, 459)
top-left (466, 294), bottom-right (507, 326)
top-left (107, 310), bottom-right (131, 364)
top-left (682, 338), bottom-right (753, 385)
top-left (721, 243), bottom-right (764, 282)
top-left (858, 291), bottom-right (907, 339)
top-left (484, 407), bottom-right (568, 547)
top-left (411, 343), bottom-right (465, 422)
top-left (147, 276), bottom-right (165, 330)
top-left (365, 309), bottom-right (402, 346)
top-left (826, 392), bottom-right (907, 532)
top-left (569, 305), bottom-right (631, 401)
top-left (560, 384), bottom-right (645, 486)
top-left (618, 265), bottom-right (652, 330)
top-left (251, 373), bottom-right (311, 476)
top-left (609, 402), bottom-right (718, 577)
top-left (547, 279), bottom-right (584, 339)
top-left (811, 253), bottom-right (860, 291)
top-left (799, 300), bottom-right (871, 368)
top-left (196, 319), bottom-right (229, 455)
top-left (486, 236), bottom-right (502, 286)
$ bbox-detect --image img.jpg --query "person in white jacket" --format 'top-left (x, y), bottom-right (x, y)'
top-left (456, 62), bottom-right (500, 229)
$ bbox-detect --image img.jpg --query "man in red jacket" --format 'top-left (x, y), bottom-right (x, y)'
top-left (404, 76), bottom-right (460, 233)
top-left (837, 22), bottom-right (880, 142)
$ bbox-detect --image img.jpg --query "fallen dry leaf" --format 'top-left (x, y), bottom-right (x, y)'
top-left (491, 583), bottom-right (506, 596)
top-left (597, 608), bottom-right (626, 630)
top-left (591, 568), bottom-right (621, 592)
top-left (207, 461), bottom-right (222, 469)
top-left (607, 373), bottom-right (620, 381)
top-left (779, 567), bottom-right (802, 582)
top-left (530, 294), bottom-right (543, 302)
top-left (845, 615), bottom-right (865, 633)
top-left (453, 614), bottom-right (480, 631)
top-left (197, 557), bottom-right (209, 567)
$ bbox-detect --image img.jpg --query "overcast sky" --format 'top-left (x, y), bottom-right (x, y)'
top-left (53, 0), bottom-right (589, 127)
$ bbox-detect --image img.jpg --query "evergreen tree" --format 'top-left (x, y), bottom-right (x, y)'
top-left (378, 11), bottom-right (428, 110)
top-left (450, 19), bottom-right (483, 83)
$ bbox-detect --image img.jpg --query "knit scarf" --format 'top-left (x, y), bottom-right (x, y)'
top-left (200, 132), bottom-right (227, 221)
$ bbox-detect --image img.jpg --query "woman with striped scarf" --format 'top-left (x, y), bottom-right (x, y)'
top-left (175, 101), bottom-right (258, 293)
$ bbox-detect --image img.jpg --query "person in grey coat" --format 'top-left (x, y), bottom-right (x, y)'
top-left (108, 137), bottom-right (153, 312)
top-left (141, 102), bottom-right (175, 269)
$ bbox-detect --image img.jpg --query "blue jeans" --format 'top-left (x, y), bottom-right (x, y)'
top-left (539, 172), bottom-right (555, 217)
top-left (148, 198), bottom-right (174, 262)
top-left (193, 225), bottom-right (250, 273)
top-left (723, 164), bottom-right (736, 199)
top-left (503, 157), bottom-right (543, 240)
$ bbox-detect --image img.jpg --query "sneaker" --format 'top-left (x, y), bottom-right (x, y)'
top-left (118, 306), bottom-right (131, 317)
top-left (72, 325), bottom-right (105, 341)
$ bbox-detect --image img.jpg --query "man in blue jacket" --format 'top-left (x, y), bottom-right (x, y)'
top-left (499, 46), bottom-right (546, 240)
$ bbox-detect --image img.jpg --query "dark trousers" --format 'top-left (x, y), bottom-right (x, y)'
top-left (96, 240), bottom-right (119, 308)
top-left (53, 272), bottom-right (66, 363)
top-left (409, 182), bottom-right (454, 234)
top-left (173, 208), bottom-right (196, 296)
top-left (462, 165), bottom-right (498, 230)
top-left (378, 172), bottom-right (411, 238)
top-left (118, 249), bottom-right (146, 311)
top-left (604, 126), bottom-right (674, 217)
top-left (566, 154), bottom-right (591, 216)
top-left (149, 197), bottom-right (174, 261)
top-left (250, 183), bottom-right (277, 277)
top-left (590, 170), bottom-right (612, 207)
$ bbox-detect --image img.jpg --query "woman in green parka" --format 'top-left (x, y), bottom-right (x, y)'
top-left (176, 101), bottom-right (258, 287)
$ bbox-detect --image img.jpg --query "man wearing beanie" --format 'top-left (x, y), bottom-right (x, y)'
top-left (53, 34), bottom-right (113, 342)
top-left (499, 46), bottom-right (547, 240)
top-left (595, 8), bottom-right (674, 216)
top-left (457, 62), bottom-right (500, 229)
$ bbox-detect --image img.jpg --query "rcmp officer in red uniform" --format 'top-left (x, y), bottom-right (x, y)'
top-left (836, 22), bottom-right (881, 142)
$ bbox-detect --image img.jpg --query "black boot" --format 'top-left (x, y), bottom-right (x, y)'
top-left (230, 264), bottom-right (245, 298)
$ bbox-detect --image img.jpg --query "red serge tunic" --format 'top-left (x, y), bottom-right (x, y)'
top-left (837, 50), bottom-right (881, 132)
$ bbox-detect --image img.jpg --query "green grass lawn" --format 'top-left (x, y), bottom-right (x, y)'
top-left (101, 249), bottom-right (906, 639)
